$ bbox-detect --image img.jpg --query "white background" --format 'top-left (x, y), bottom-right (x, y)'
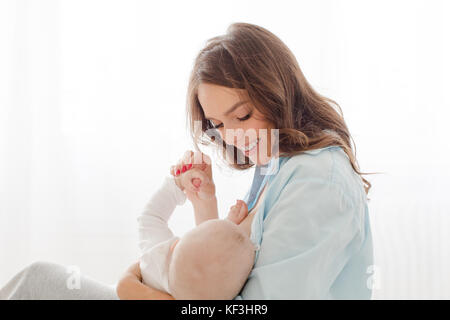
top-left (1, 0), bottom-right (449, 299)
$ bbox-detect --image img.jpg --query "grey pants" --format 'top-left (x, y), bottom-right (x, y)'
top-left (0, 261), bottom-right (119, 300)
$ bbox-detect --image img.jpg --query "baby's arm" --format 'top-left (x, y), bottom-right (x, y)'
top-left (137, 176), bottom-right (186, 252)
top-left (174, 168), bottom-right (218, 225)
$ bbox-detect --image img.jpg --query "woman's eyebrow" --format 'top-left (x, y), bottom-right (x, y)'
top-left (205, 100), bottom-right (249, 120)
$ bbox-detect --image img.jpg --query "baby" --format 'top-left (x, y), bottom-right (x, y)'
top-left (137, 167), bottom-right (257, 300)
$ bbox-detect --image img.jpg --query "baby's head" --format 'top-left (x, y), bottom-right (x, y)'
top-left (167, 219), bottom-right (256, 300)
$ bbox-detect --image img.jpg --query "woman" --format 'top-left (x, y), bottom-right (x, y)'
top-left (0, 22), bottom-right (373, 300)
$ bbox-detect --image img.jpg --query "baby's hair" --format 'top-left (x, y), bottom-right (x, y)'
top-left (168, 219), bottom-right (255, 300)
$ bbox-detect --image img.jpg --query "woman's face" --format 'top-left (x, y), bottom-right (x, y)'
top-left (197, 83), bottom-right (275, 166)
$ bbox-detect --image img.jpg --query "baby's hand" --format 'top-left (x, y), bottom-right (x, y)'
top-left (170, 150), bottom-right (216, 200)
top-left (226, 200), bottom-right (248, 225)
top-left (177, 168), bottom-right (216, 201)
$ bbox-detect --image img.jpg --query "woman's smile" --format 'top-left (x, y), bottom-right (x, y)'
top-left (243, 137), bottom-right (260, 156)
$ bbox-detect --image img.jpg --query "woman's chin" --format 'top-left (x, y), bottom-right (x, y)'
top-left (251, 153), bottom-right (272, 166)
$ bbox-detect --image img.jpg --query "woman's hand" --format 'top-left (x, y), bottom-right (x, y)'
top-left (116, 262), bottom-right (175, 300)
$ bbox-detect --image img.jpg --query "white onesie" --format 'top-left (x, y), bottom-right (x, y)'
top-left (138, 175), bottom-right (187, 294)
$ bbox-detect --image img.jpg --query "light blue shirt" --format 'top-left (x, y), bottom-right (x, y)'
top-left (234, 145), bottom-right (373, 299)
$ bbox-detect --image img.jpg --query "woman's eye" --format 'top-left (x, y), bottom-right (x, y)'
top-left (207, 112), bottom-right (251, 129)
top-left (237, 113), bottom-right (252, 121)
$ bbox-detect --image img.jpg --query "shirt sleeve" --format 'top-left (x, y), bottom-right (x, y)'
top-left (137, 175), bottom-right (186, 252)
top-left (235, 178), bottom-right (363, 299)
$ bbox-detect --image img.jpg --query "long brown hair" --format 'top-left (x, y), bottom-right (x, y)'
top-left (186, 22), bottom-right (374, 196)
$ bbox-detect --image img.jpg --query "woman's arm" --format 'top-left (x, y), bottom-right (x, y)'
top-left (116, 262), bottom-right (175, 300)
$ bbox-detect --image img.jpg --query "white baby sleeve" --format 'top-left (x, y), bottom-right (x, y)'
top-left (140, 236), bottom-right (179, 293)
top-left (137, 175), bottom-right (186, 252)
